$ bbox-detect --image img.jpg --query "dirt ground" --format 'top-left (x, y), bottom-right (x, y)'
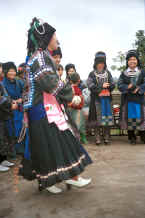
top-left (1, 136), bottom-right (145, 218)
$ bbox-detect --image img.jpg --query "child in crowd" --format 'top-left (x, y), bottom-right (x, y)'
top-left (68, 73), bottom-right (88, 144)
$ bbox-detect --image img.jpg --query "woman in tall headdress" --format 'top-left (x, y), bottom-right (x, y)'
top-left (19, 17), bottom-right (92, 194)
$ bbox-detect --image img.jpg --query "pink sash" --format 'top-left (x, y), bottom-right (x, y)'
top-left (43, 92), bottom-right (69, 131)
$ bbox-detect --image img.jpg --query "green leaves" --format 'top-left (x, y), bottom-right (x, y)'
top-left (135, 30), bottom-right (145, 68)
top-left (111, 51), bottom-right (126, 73)
top-left (111, 30), bottom-right (145, 74)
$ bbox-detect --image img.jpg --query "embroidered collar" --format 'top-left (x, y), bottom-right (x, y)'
top-left (94, 70), bottom-right (108, 79)
top-left (124, 67), bottom-right (140, 77)
top-left (127, 67), bottom-right (138, 72)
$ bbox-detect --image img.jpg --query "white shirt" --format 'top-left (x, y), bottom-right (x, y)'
top-left (127, 67), bottom-right (138, 72)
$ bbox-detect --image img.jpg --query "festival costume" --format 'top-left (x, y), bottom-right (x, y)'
top-left (19, 48), bottom-right (92, 190)
top-left (87, 52), bottom-right (115, 145)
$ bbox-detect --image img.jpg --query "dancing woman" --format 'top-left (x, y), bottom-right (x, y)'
top-left (19, 17), bottom-right (92, 194)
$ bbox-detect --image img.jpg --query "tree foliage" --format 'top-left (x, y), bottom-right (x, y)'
top-left (111, 51), bottom-right (126, 73)
top-left (134, 30), bottom-right (145, 68)
top-left (111, 30), bottom-right (145, 73)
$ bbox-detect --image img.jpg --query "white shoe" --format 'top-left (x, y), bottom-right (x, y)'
top-left (0, 165), bottom-right (10, 172)
top-left (66, 177), bottom-right (92, 188)
top-left (1, 160), bottom-right (15, 167)
top-left (46, 185), bottom-right (62, 194)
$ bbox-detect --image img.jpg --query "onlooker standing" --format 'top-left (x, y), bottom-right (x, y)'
top-left (87, 51), bottom-right (115, 145)
top-left (0, 82), bottom-right (16, 171)
top-left (3, 62), bottom-right (24, 157)
top-left (118, 50), bottom-right (145, 145)
top-left (68, 73), bottom-right (88, 144)
top-left (0, 63), bottom-right (4, 81)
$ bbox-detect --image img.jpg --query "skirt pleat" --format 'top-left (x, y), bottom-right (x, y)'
top-left (19, 117), bottom-right (92, 189)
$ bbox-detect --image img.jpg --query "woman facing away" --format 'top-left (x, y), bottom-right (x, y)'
top-left (19, 17), bottom-right (92, 194)
top-left (118, 50), bottom-right (145, 145)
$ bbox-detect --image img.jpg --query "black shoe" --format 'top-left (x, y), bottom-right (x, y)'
top-left (38, 185), bottom-right (43, 191)
top-left (96, 128), bottom-right (101, 146)
top-left (104, 139), bottom-right (111, 145)
top-left (140, 136), bottom-right (145, 144)
top-left (130, 139), bottom-right (136, 145)
top-left (141, 139), bottom-right (145, 144)
top-left (96, 140), bottom-right (101, 146)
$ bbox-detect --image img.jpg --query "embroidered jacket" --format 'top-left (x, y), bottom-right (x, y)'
top-left (23, 49), bottom-right (73, 110)
top-left (118, 69), bottom-right (145, 104)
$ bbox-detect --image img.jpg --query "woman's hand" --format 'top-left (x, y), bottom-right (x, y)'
top-left (133, 87), bottom-right (139, 94)
top-left (103, 83), bottom-right (110, 88)
top-left (11, 101), bottom-right (18, 110)
top-left (23, 112), bottom-right (29, 128)
top-left (16, 98), bottom-right (23, 104)
top-left (128, 84), bottom-right (133, 89)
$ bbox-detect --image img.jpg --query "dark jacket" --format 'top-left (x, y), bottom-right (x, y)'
top-left (0, 82), bottom-right (12, 120)
top-left (23, 50), bottom-right (73, 110)
top-left (87, 70), bottom-right (115, 127)
top-left (118, 69), bottom-right (145, 105)
top-left (23, 49), bottom-right (80, 138)
top-left (87, 70), bottom-right (115, 99)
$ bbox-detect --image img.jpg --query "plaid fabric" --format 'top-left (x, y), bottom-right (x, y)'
top-left (100, 97), bottom-right (114, 126)
top-left (128, 118), bottom-right (141, 130)
top-left (140, 106), bottom-right (145, 130)
top-left (101, 115), bottom-right (114, 126)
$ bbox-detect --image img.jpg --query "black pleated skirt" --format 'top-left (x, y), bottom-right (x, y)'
top-left (19, 116), bottom-right (92, 189)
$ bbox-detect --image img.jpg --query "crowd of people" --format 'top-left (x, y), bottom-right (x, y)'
top-left (0, 17), bottom-right (145, 195)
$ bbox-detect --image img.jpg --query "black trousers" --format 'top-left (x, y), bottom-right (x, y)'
top-left (128, 130), bottom-right (145, 142)
top-left (139, 131), bottom-right (145, 142)
top-left (0, 154), bottom-right (7, 163)
top-left (128, 130), bottom-right (136, 140)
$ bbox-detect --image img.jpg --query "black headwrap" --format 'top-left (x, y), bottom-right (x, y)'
top-left (52, 47), bottom-right (62, 58)
top-left (126, 50), bottom-right (141, 68)
top-left (93, 51), bottom-right (107, 70)
top-left (2, 62), bottom-right (17, 75)
top-left (27, 17), bottom-right (56, 56)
